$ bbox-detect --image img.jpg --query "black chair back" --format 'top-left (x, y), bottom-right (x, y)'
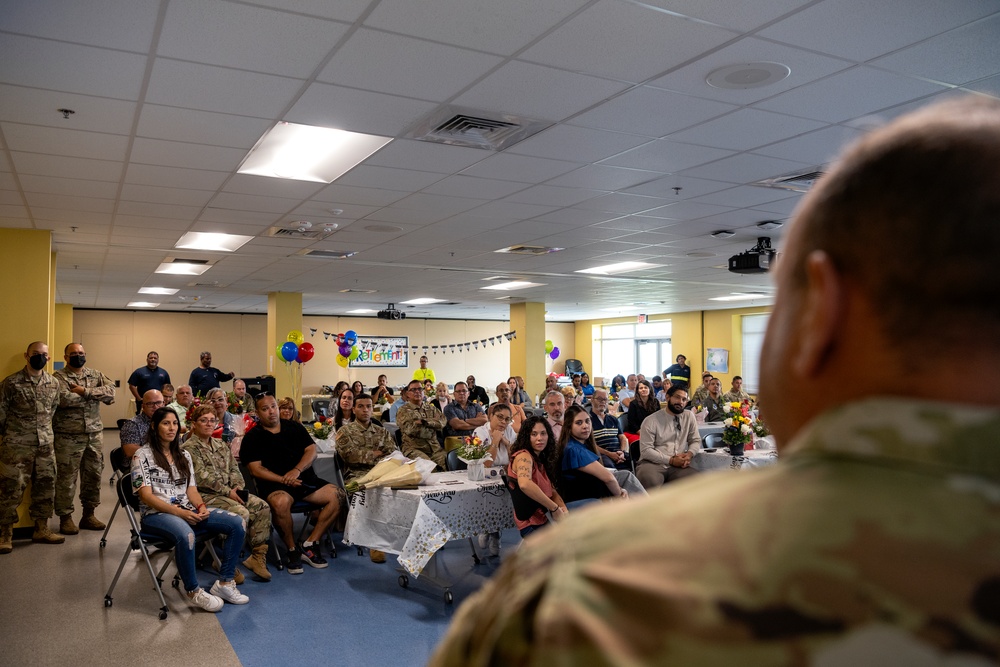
top-left (564, 359), bottom-right (584, 375)
top-left (618, 413), bottom-right (629, 433)
top-left (703, 432), bottom-right (724, 449)
top-left (116, 473), bottom-right (142, 513)
top-left (446, 449), bottom-right (466, 472)
top-left (312, 399), bottom-right (330, 418)
top-left (116, 419), bottom-right (128, 429)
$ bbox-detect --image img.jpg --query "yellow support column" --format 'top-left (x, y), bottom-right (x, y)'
top-left (510, 302), bottom-right (546, 404)
top-left (54, 304), bottom-right (74, 359)
top-left (267, 292), bottom-right (303, 404)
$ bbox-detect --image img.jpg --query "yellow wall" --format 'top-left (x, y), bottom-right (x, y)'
top-left (0, 229), bottom-right (52, 377)
top-left (54, 304), bottom-right (74, 359)
top-left (575, 306), bottom-right (772, 387)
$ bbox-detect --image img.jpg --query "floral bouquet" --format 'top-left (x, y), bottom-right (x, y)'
top-left (721, 401), bottom-right (753, 455)
top-left (752, 415), bottom-right (770, 438)
top-left (376, 395), bottom-right (389, 407)
top-left (309, 414), bottom-right (333, 440)
top-left (424, 384), bottom-right (435, 399)
top-left (225, 391), bottom-right (244, 414)
top-left (184, 397), bottom-right (203, 425)
top-left (457, 435), bottom-right (491, 481)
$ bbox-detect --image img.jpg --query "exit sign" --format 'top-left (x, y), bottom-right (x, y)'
top-left (637, 314), bottom-right (647, 323)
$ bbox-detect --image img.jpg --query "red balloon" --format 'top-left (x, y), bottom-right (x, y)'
top-left (297, 342), bottom-right (315, 363)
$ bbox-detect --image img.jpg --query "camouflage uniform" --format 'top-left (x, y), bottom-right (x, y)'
top-left (182, 433), bottom-right (270, 548)
top-left (690, 383), bottom-right (711, 407)
top-left (430, 398), bottom-right (1000, 666)
top-left (335, 420), bottom-right (397, 482)
top-left (53, 366), bottom-right (115, 516)
top-left (723, 388), bottom-right (753, 404)
top-left (0, 368), bottom-right (61, 524)
top-left (396, 401), bottom-right (447, 471)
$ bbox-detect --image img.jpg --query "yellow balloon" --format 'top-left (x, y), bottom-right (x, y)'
top-left (336, 354), bottom-right (349, 368)
top-left (287, 330), bottom-right (304, 345)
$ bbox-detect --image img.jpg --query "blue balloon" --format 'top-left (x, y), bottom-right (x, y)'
top-left (344, 329), bottom-right (357, 346)
top-left (281, 341), bottom-right (299, 362)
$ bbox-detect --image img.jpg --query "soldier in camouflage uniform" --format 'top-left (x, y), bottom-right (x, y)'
top-left (336, 393), bottom-right (396, 563)
top-left (396, 380), bottom-right (447, 471)
top-left (430, 98), bottom-right (1000, 665)
top-left (53, 342), bottom-right (116, 535)
top-left (0, 341), bottom-right (64, 553)
top-left (722, 375), bottom-right (753, 405)
top-left (183, 404), bottom-right (272, 581)
top-left (689, 371), bottom-right (713, 408)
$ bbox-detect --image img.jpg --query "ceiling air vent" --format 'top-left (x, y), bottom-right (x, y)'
top-left (407, 105), bottom-right (551, 151)
top-left (298, 249), bottom-right (357, 259)
top-left (266, 226), bottom-right (324, 240)
top-left (751, 166), bottom-right (825, 193)
top-left (495, 245), bottom-right (564, 255)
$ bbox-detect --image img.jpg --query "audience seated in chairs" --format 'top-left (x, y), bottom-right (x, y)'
top-left (132, 407), bottom-right (249, 611)
top-left (505, 416), bottom-right (568, 538)
top-left (635, 385), bottom-right (701, 490)
top-left (397, 380), bottom-right (448, 471)
top-left (333, 388), bottom-right (354, 431)
top-left (493, 382), bottom-right (526, 433)
top-left (508, 376), bottom-right (532, 408)
top-left (589, 388), bottom-right (631, 470)
top-left (430, 382), bottom-right (451, 413)
top-left (241, 394), bottom-right (346, 575)
top-left (371, 374), bottom-right (394, 405)
top-left (278, 396), bottom-right (300, 422)
top-left (183, 404), bottom-right (272, 582)
top-left (624, 380), bottom-right (659, 444)
top-left (472, 403), bottom-right (517, 556)
top-left (351, 380), bottom-right (364, 397)
top-left (557, 404), bottom-right (629, 507)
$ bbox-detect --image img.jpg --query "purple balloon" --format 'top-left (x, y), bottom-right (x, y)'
top-left (339, 343), bottom-right (352, 357)
top-left (550, 347), bottom-right (560, 360)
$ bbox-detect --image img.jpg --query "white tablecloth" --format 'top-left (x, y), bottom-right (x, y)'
top-left (343, 470), bottom-right (514, 577)
top-left (691, 449), bottom-right (779, 472)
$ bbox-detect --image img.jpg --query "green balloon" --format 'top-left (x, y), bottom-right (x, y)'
top-left (544, 339), bottom-right (554, 353)
top-left (275, 344), bottom-right (286, 360)
top-left (349, 346), bottom-right (360, 361)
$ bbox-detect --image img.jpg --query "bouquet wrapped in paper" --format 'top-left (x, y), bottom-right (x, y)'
top-left (344, 451), bottom-right (437, 494)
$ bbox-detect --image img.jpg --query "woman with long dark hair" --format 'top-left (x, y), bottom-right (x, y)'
top-left (557, 404), bottom-right (627, 505)
top-left (351, 380), bottom-right (364, 397)
top-left (625, 380), bottom-right (660, 440)
top-left (333, 388), bottom-right (354, 430)
top-left (133, 407), bottom-right (248, 612)
top-left (505, 416), bottom-right (567, 537)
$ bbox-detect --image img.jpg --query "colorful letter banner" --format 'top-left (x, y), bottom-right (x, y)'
top-left (349, 336), bottom-right (409, 368)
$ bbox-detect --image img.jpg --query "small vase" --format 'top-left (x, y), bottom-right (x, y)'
top-left (466, 461), bottom-right (486, 481)
top-left (728, 442), bottom-right (745, 457)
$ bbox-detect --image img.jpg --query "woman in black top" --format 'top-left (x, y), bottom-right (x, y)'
top-left (625, 380), bottom-right (660, 435)
top-left (333, 388), bottom-right (354, 431)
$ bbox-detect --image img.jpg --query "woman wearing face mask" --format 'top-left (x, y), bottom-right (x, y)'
top-left (333, 388), bottom-right (354, 431)
top-left (133, 408), bottom-right (248, 611)
top-left (557, 404), bottom-right (627, 506)
top-left (505, 416), bottom-right (567, 538)
top-left (430, 382), bottom-right (451, 413)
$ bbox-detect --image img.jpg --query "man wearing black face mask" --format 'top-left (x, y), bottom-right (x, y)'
top-left (634, 384), bottom-right (701, 490)
top-left (0, 341), bottom-right (64, 553)
top-left (53, 343), bottom-right (116, 535)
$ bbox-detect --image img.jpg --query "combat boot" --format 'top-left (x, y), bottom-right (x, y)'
top-left (0, 524), bottom-right (12, 554)
top-left (211, 559), bottom-right (244, 584)
top-left (242, 543), bottom-right (271, 581)
top-left (33, 519), bottom-right (65, 544)
top-left (79, 509), bottom-right (106, 531)
top-left (60, 514), bottom-right (79, 535)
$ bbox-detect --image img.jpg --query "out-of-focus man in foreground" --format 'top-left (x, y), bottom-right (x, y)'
top-left (430, 97), bottom-right (1000, 665)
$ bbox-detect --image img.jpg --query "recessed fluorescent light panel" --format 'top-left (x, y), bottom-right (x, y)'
top-left (174, 232), bottom-right (253, 252)
top-left (238, 122), bottom-right (392, 183)
top-left (346, 309), bottom-right (375, 314)
top-left (400, 298), bottom-right (446, 305)
top-left (709, 293), bottom-right (771, 302)
top-left (576, 261), bottom-right (657, 275)
top-left (481, 281), bottom-right (545, 291)
top-left (600, 305), bottom-right (642, 312)
top-left (127, 301), bottom-right (159, 308)
top-left (138, 287), bottom-right (179, 295)
top-left (155, 262), bottom-right (212, 276)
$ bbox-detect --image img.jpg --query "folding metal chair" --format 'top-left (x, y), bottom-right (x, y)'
top-left (100, 447), bottom-right (127, 548)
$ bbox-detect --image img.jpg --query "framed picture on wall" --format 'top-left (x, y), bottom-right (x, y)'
top-left (350, 336), bottom-right (409, 368)
top-left (706, 348), bottom-right (729, 374)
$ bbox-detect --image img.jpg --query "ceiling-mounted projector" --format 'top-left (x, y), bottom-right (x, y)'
top-left (729, 237), bottom-right (777, 274)
top-left (377, 303), bottom-right (406, 320)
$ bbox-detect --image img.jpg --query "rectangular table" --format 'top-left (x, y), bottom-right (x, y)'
top-left (344, 470), bottom-right (514, 578)
top-left (691, 449), bottom-right (779, 472)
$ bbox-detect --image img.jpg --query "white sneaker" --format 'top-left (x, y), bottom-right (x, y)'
top-left (487, 532), bottom-right (501, 557)
top-left (211, 579), bottom-right (250, 605)
top-left (477, 533), bottom-right (488, 549)
top-left (188, 587), bottom-right (223, 612)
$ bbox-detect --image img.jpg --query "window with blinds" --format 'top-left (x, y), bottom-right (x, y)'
top-left (741, 314), bottom-right (770, 393)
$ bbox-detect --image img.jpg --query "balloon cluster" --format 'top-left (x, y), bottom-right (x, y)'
top-left (334, 330), bottom-right (359, 368)
top-left (544, 339), bottom-right (560, 360)
top-left (276, 330), bottom-right (315, 365)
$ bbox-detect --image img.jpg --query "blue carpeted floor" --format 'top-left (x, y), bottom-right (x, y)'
top-left (216, 526), bottom-right (521, 666)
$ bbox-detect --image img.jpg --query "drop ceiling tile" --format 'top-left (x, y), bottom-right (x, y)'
top-left (598, 140), bottom-right (735, 173)
top-left (454, 60), bottom-right (630, 122)
top-left (592, 216), bottom-right (676, 233)
top-left (130, 137), bottom-right (246, 171)
top-left (666, 108), bottom-right (826, 151)
top-left (145, 59), bottom-right (303, 118)
top-left (10, 152), bottom-right (123, 182)
top-left (310, 184), bottom-right (408, 208)
top-left (120, 184), bottom-right (214, 207)
top-left (504, 184), bottom-right (605, 207)
top-left (158, 0), bottom-right (345, 78)
top-left (336, 165), bottom-right (444, 191)
top-left (244, 0), bottom-right (372, 22)
top-left (753, 66), bottom-right (947, 123)
top-left (222, 174), bottom-right (325, 200)
top-left (422, 175), bottom-right (529, 200)
top-left (114, 216), bottom-right (195, 231)
top-left (647, 36), bottom-right (854, 105)
top-left (285, 83), bottom-right (438, 137)
top-left (18, 175), bottom-right (119, 199)
top-left (26, 207), bottom-right (113, 225)
top-left (2, 123), bottom-right (129, 161)
top-left (458, 153), bottom-right (581, 184)
top-left (466, 200), bottom-right (557, 221)
top-left (319, 28), bottom-right (503, 102)
top-left (679, 153), bottom-right (812, 185)
top-left (518, 0), bottom-right (737, 82)
top-left (136, 105), bottom-right (272, 150)
top-left (0, 173), bottom-right (18, 190)
top-left (963, 74), bottom-right (1000, 98)
top-left (0, 35), bottom-right (148, 100)
top-left (364, 0), bottom-right (591, 56)
top-left (573, 193), bottom-right (672, 215)
top-left (533, 207), bottom-right (625, 224)
top-left (361, 207), bottom-right (449, 225)
top-left (364, 139), bottom-right (488, 174)
top-left (24, 193), bottom-right (114, 213)
top-left (209, 192), bottom-right (302, 215)
top-left (570, 87), bottom-right (737, 138)
top-left (508, 125), bottom-right (649, 163)
top-left (124, 164), bottom-right (229, 191)
top-left (116, 201), bottom-right (205, 220)
top-left (692, 185), bottom-right (797, 210)
top-left (546, 165), bottom-right (663, 191)
top-left (0, 86), bottom-right (137, 135)
top-left (872, 14), bottom-right (1000, 86)
top-left (623, 175), bottom-right (732, 199)
top-left (747, 198), bottom-right (803, 217)
top-left (199, 208), bottom-right (280, 224)
top-left (388, 193), bottom-right (492, 216)
top-left (759, 0), bottom-right (997, 62)
top-left (752, 125), bottom-right (865, 164)
top-left (647, 0), bottom-right (813, 32)
top-left (636, 201), bottom-right (735, 222)
top-left (1, 0), bottom-right (161, 52)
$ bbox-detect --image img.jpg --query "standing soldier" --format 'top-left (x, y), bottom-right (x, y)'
top-left (53, 342), bottom-right (116, 535)
top-left (0, 341), bottom-right (64, 553)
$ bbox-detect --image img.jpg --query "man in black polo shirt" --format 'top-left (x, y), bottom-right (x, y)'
top-left (188, 351), bottom-right (235, 398)
top-left (662, 354), bottom-right (691, 389)
top-left (128, 351), bottom-right (170, 414)
top-left (241, 394), bottom-right (345, 575)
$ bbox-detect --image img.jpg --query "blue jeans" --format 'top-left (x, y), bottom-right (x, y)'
top-left (141, 508), bottom-right (246, 593)
top-left (519, 522), bottom-right (548, 538)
